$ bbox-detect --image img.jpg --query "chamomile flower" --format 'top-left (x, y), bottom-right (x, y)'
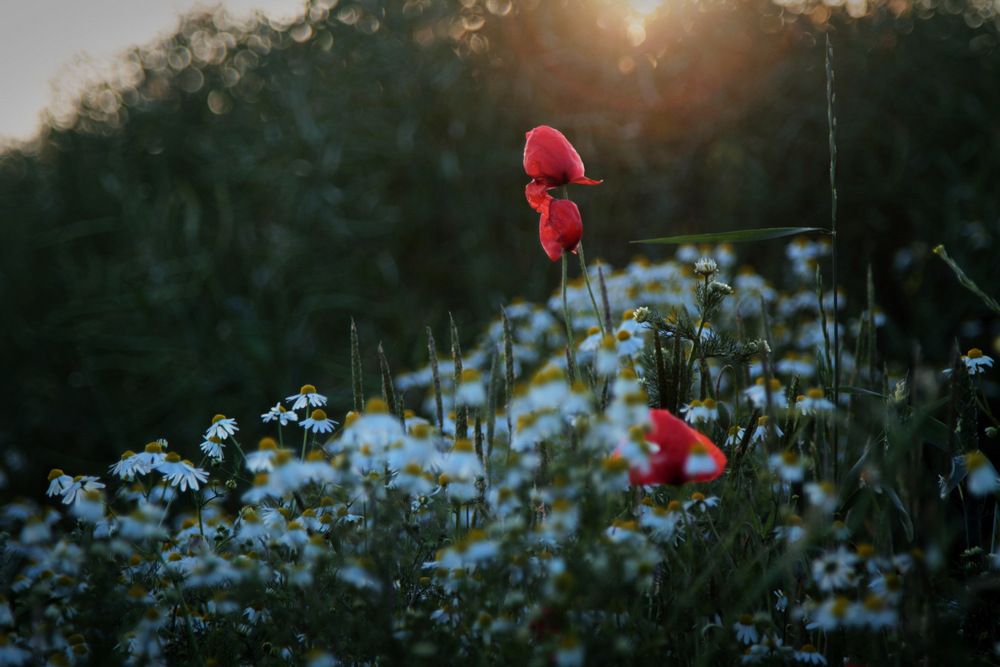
top-left (300, 409), bottom-right (337, 434)
top-left (70, 489), bottom-right (106, 523)
top-left (725, 425), bottom-right (745, 448)
top-left (638, 498), bottom-right (687, 544)
top-left (774, 589), bottom-right (789, 612)
top-left (455, 368), bottom-right (487, 406)
top-left (794, 644), bottom-right (827, 664)
top-left (775, 351), bottom-right (815, 378)
top-left (804, 481), bottom-right (838, 514)
top-left (109, 451), bottom-right (144, 479)
top-left (796, 388), bottom-right (836, 415)
top-left (745, 378), bottom-right (787, 409)
top-left (440, 439), bottom-right (483, 481)
top-left (812, 547), bottom-right (858, 591)
top-left (683, 491), bottom-right (720, 512)
top-left (693, 257), bottom-right (719, 277)
top-left (200, 436), bottom-right (225, 461)
top-left (205, 414), bottom-right (239, 440)
top-left (681, 398), bottom-right (719, 424)
top-left (46, 469), bottom-right (73, 498)
top-left (752, 416), bottom-right (783, 443)
top-left (155, 454), bottom-right (208, 492)
top-left (856, 593), bottom-right (898, 629)
top-left (962, 348), bottom-right (994, 375)
top-left (733, 614), bottom-right (759, 644)
top-left (685, 442), bottom-right (723, 478)
top-left (770, 450), bottom-right (806, 483)
top-left (774, 514), bottom-right (805, 544)
top-left (131, 441), bottom-right (167, 473)
top-left (60, 475), bottom-right (106, 505)
top-left (805, 595), bottom-right (856, 631)
top-left (613, 326), bottom-right (645, 358)
top-left (246, 437), bottom-right (280, 473)
top-left (262, 402), bottom-right (299, 425)
top-left (965, 450), bottom-right (999, 496)
top-left (286, 384), bottom-right (328, 410)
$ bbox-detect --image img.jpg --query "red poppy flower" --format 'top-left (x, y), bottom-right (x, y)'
top-left (621, 409), bottom-right (727, 486)
top-left (538, 197), bottom-right (583, 262)
top-left (523, 126), bottom-right (602, 193)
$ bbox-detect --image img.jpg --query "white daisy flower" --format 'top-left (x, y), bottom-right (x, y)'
top-left (962, 348), bottom-right (994, 375)
top-left (60, 475), bottom-right (106, 505)
top-left (131, 441), bottom-right (167, 474)
top-left (733, 614), bottom-right (759, 645)
top-left (286, 384), bottom-right (328, 410)
top-left (965, 450), bottom-right (999, 496)
top-left (109, 451), bottom-right (144, 479)
top-left (46, 469), bottom-right (73, 498)
top-left (805, 595), bottom-right (857, 631)
top-left (812, 547), bottom-right (858, 591)
top-left (796, 388), bottom-right (836, 415)
top-left (681, 398), bottom-right (719, 424)
top-left (770, 450), bottom-right (806, 483)
top-left (246, 438), bottom-right (280, 473)
top-left (744, 378), bottom-right (787, 409)
top-left (301, 409), bottom-right (337, 434)
top-left (205, 414), bottom-right (239, 440)
top-left (200, 436), bottom-right (225, 461)
top-left (794, 644), bottom-right (827, 664)
top-left (155, 454), bottom-right (208, 492)
top-left (261, 403), bottom-right (299, 425)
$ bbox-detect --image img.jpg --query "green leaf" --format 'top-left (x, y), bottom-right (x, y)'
top-left (633, 227), bottom-right (831, 245)
top-left (883, 485), bottom-right (915, 543)
top-left (933, 245), bottom-right (1000, 317)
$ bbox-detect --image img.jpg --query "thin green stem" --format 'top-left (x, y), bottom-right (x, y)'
top-left (577, 241), bottom-right (606, 337)
top-left (562, 250), bottom-right (581, 379)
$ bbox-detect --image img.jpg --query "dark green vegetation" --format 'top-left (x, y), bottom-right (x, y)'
top-left (1, 0), bottom-right (998, 497)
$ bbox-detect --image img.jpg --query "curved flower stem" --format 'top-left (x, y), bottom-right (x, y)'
top-left (558, 186), bottom-right (605, 336)
top-left (577, 241), bottom-right (606, 337)
top-left (562, 250), bottom-right (581, 380)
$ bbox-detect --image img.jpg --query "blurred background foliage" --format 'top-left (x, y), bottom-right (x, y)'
top-left (1, 0), bottom-right (999, 499)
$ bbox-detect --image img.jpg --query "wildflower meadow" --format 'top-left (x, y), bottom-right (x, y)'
top-left (3, 2), bottom-right (1000, 665)
top-left (3, 107), bottom-right (1000, 665)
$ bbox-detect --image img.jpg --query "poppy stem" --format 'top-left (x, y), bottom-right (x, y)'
top-left (577, 241), bottom-right (606, 337)
top-left (561, 250), bottom-right (581, 380)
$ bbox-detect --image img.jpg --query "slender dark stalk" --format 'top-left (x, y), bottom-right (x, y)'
top-left (826, 33), bottom-right (841, 482)
top-left (427, 326), bottom-right (444, 430)
top-left (501, 306), bottom-right (515, 447)
top-left (350, 318), bottom-right (363, 413)
top-left (377, 343), bottom-right (400, 422)
top-left (451, 313), bottom-right (468, 440)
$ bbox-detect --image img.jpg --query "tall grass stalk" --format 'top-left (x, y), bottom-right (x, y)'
top-left (826, 33), bottom-right (842, 482)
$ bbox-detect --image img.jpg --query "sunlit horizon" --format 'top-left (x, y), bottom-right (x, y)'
top-left (0, 0), bottom-right (307, 145)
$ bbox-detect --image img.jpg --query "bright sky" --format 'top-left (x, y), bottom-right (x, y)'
top-left (0, 0), bottom-right (307, 144)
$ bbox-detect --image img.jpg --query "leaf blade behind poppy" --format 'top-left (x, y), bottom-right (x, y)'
top-left (632, 227), bottom-right (831, 245)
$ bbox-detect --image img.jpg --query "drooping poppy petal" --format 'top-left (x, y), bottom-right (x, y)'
top-left (539, 198), bottom-right (583, 262)
top-left (523, 126), bottom-right (602, 189)
top-left (526, 180), bottom-right (551, 213)
top-left (622, 409), bottom-right (727, 486)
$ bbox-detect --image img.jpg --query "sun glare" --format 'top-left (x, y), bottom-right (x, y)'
top-left (625, 0), bottom-right (667, 15)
